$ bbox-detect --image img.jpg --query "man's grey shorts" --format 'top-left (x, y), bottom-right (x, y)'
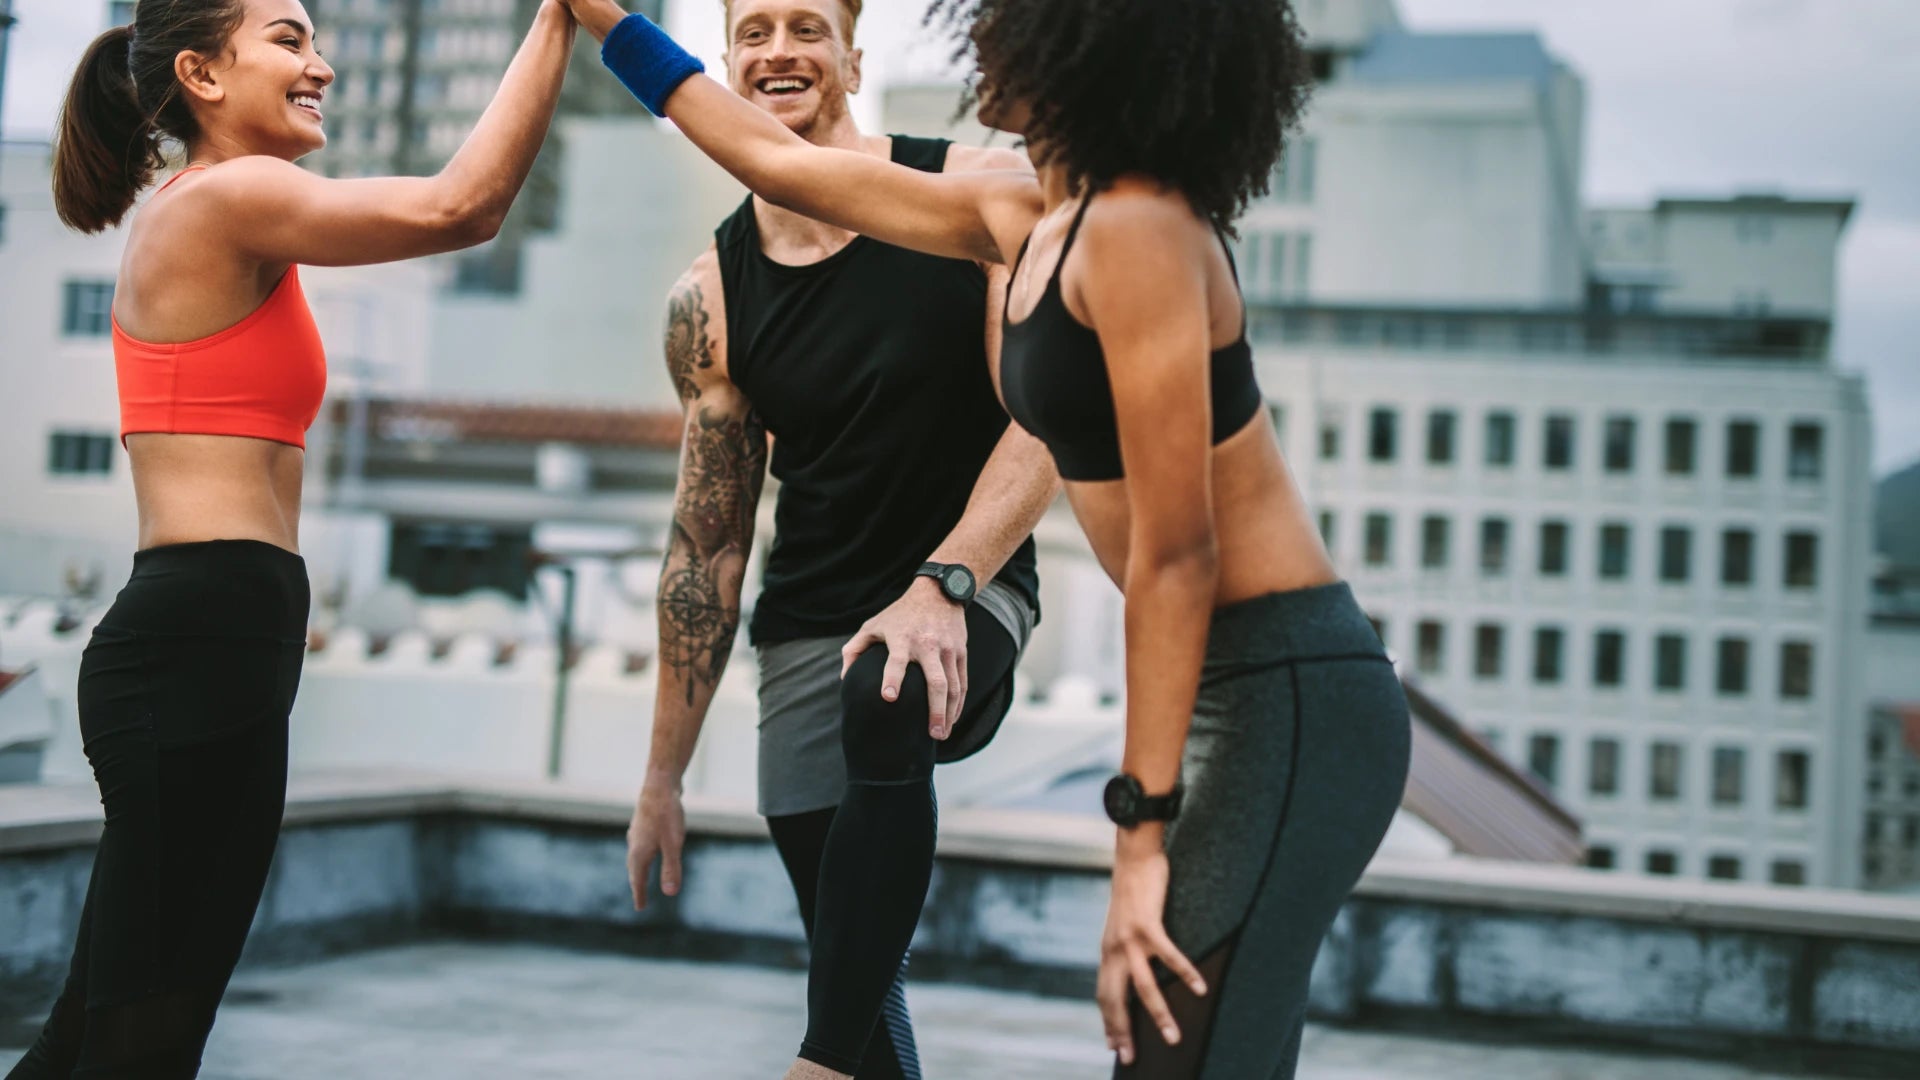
top-left (754, 580), bottom-right (1036, 817)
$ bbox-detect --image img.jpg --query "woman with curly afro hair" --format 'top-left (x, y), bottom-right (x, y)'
top-left (565, 1), bottom-right (1412, 1076)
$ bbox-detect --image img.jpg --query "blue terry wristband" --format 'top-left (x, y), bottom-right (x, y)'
top-left (601, 13), bottom-right (705, 118)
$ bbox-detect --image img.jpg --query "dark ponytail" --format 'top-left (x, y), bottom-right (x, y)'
top-left (51, 1), bottom-right (247, 234)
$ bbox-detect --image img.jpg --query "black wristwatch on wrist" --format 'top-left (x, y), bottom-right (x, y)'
top-left (916, 561), bottom-right (977, 605)
top-left (1103, 773), bottom-right (1184, 828)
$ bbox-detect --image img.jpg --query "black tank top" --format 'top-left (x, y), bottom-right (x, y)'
top-left (717, 135), bottom-right (1040, 645)
top-left (1000, 195), bottom-right (1264, 482)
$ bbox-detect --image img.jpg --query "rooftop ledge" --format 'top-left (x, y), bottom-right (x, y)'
top-left (5, 771), bottom-right (1920, 1068)
top-left (5, 770), bottom-right (1917, 946)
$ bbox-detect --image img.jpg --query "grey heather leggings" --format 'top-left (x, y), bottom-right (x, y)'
top-left (1118, 581), bottom-right (1411, 1079)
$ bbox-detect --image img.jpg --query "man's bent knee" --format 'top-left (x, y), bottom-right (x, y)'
top-left (840, 647), bottom-right (935, 782)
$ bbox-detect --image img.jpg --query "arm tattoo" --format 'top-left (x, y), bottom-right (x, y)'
top-left (659, 279), bottom-right (767, 706)
top-left (665, 281), bottom-right (714, 405)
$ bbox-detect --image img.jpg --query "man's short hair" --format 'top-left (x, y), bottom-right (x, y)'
top-left (723, 0), bottom-right (863, 45)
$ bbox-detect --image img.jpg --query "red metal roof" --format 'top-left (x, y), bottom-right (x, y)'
top-left (332, 398), bottom-right (682, 450)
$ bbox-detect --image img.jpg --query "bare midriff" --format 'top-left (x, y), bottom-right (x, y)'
top-left (1064, 415), bottom-right (1337, 604)
top-left (126, 433), bottom-right (305, 554)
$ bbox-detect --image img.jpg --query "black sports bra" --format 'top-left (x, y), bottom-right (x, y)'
top-left (998, 194), bottom-right (1263, 482)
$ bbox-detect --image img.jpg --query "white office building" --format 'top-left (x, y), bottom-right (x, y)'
top-left (1228, 3), bottom-right (1877, 889)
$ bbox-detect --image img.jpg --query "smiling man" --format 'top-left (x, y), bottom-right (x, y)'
top-left (619, 2), bottom-right (1058, 1078)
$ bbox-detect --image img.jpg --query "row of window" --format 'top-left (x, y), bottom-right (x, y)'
top-left (1587, 846), bottom-right (1806, 885)
top-left (1522, 735), bottom-right (1811, 810)
top-left (1334, 513), bottom-right (1822, 591)
top-left (1238, 232), bottom-right (1313, 302)
top-left (48, 432), bottom-right (115, 477)
top-left (1404, 620), bottom-right (1816, 699)
top-left (1311, 407), bottom-right (1825, 483)
top-left (1863, 814), bottom-right (1920, 849)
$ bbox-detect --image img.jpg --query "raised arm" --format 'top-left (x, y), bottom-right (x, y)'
top-left (192, 1), bottom-right (575, 267)
top-left (628, 252), bottom-right (768, 909)
top-left (564, 0), bottom-right (1041, 265)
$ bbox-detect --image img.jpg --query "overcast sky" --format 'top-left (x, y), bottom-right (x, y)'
top-left (4, 0), bottom-right (1913, 472)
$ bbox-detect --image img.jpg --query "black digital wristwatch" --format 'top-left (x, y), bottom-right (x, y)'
top-left (916, 561), bottom-right (978, 605)
top-left (1103, 773), bottom-right (1184, 828)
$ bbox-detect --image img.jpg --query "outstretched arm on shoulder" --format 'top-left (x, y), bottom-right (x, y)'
top-left (566, 0), bottom-right (1041, 266)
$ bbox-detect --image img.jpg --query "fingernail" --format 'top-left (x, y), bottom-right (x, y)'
top-left (884, 686), bottom-right (897, 700)
top-left (1119, 1047), bottom-right (1133, 1065)
top-left (1162, 1026), bottom-right (1180, 1044)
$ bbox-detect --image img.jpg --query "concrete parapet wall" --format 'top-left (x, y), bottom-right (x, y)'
top-left (3, 772), bottom-right (1917, 1065)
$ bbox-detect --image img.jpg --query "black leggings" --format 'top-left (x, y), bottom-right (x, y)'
top-left (8, 540), bottom-right (308, 1080)
top-left (785, 602), bottom-right (1020, 1077)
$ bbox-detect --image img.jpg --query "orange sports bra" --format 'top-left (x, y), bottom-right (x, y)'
top-left (112, 166), bottom-right (328, 449)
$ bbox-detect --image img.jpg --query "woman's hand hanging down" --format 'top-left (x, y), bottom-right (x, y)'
top-left (1098, 826), bottom-right (1207, 1067)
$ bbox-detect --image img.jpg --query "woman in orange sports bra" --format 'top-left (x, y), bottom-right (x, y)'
top-left (10, 2), bottom-right (576, 1076)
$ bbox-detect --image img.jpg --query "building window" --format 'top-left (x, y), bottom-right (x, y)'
top-left (1721, 528), bottom-right (1755, 587)
top-left (1655, 633), bottom-right (1688, 691)
top-left (1528, 734), bottom-right (1560, 790)
top-left (1270, 137), bottom-right (1317, 203)
top-left (1788, 423), bottom-right (1823, 481)
top-left (62, 280), bottom-right (116, 337)
top-left (1485, 411), bottom-right (1516, 467)
top-left (1587, 846), bottom-right (1616, 870)
top-left (1538, 520), bottom-right (1569, 577)
top-left (1726, 419), bottom-right (1760, 479)
top-left (1368, 615), bottom-right (1388, 648)
top-left (1589, 737), bottom-right (1620, 797)
top-left (1646, 850), bottom-right (1679, 876)
top-left (1737, 215), bottom-right (1774, 243)
top-left (1318, 510), bottom-right (1336, 551)
top-left (1364, 513), bottom-right (1392, 567)
top-left (1474, 623), bottom-right (1504, 680)
top-left (1544, 414), bottom-right (1576, 471)
top-left (1650, 742), bottom-right (1683, 801)
top-left (1426, 410), bottom-right (1456, 465)
top-left (1593, 630), bottom-right (1626, 688)
top-left (1295, 235), bottom-right (1314, 297)
top-left (1770, 860), bottom-right (1806, 886)
top-left (1421, 515), bottom-right (1450, 570)
top-left (1268, 403), bottom-right (1285, 442)
top-left (1604, 416), bottom-right (1635, 474)
top-left (1598, 523), bottom-right (1631, 581)
top-left (1717, 637), bottom-right (1750, 696)
top-left (1659, 526), bottom-right (1691, 584)
top-left (1319, 410), bottom-right (1342, 461)
top-left (108, 1), bottom-right (136, 27)
top-left (1534, 627), bottom-right (1564, 685)
top-left (1416, 621), bottom-right (1445, 676)
top-left (1708, 855), bottom-right (1743, 881)
top-left (1775, 750), bottom-right (1809, 811)
top-left (1369, 408), bottom-right (1398, 463)
top-left (1480, 517), bottom-right (1510, 576)
top-left (1712, 746), bottom-right (1745, 807)
top-left (1665, 418), bottom-right (1697, 476)
top-left (47, 431), bottom-right (115, 476)
top-left (1779, 641), bottom-right (1813, 701)
top-left (389, 522), bottom-right (534, 600)
top-left (1784, 532), bottom-right (1819, 589)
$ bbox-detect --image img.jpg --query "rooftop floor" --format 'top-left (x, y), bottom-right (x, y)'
top-left (0, 944), bottom-right (1865, 1079)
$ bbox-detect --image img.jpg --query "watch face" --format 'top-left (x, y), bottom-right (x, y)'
top-left (1103, 775), bottom-right (1138, 825)
top-left (945, 566), bottom-right (975, 598)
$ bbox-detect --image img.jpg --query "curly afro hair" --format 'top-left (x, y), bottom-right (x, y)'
top-left (930, 0), bottom-right (1315, 235)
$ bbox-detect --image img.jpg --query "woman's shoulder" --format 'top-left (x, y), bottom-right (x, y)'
top-left (1079, 178), bottom-right (1214, 255)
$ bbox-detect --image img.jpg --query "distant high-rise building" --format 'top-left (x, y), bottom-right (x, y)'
top-left (304, 0), bottom-right (663, 292)
top-left (1238, 1), bottom-right (1875, 890)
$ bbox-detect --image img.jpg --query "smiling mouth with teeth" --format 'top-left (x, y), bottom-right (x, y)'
top-left (758, 78), bottom-right (812, 96)
top-left (289, 94), bottom-right (325, 119)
